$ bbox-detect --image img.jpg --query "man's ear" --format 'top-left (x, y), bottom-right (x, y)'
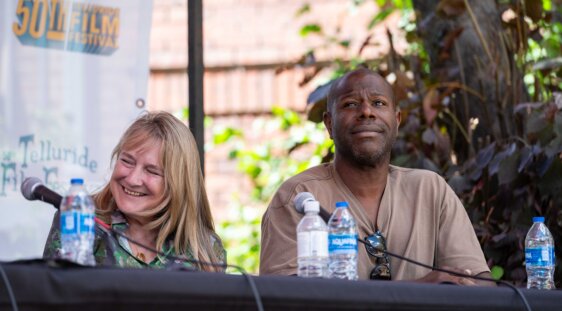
top-left (396, 109), bottom-right (402, 130)
top-left (323, 111), bottom-right (333, 139)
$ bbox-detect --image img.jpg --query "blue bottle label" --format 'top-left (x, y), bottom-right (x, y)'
top-left (525, 246), bottom-right (555, 267)
top-left (60, 211), bottom-right (78, 235)
top-left (329, 234), bottom-right (357, 254)
top-left (80, 213), bottom-right (95, 234)
top-left (61, 211), bottom-right (95, 235)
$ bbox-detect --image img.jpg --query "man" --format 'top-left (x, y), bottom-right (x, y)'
top-left (260, 68), bottom-right (492, 285)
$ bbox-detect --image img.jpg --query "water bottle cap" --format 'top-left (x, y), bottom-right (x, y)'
top-left (532, 216), bottom-right (545, 223)
top-left (70, 178), bottom-right (84, 185)
top-left (303, 201), bottom-right (320, 213)
top-left (335, 201), bottom-right (348, 208)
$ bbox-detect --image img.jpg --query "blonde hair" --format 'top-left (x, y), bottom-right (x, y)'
top-left (95, 111), bottom-right (223, 271)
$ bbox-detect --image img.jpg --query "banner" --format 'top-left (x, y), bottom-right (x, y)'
top-left (0, 0), bottom-right (152, 260)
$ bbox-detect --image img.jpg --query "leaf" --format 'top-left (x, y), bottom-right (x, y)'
top-left (228, 150), bottom-right (238, 160)
top-left (498, 150), bottom-right (521, 185)
top-left (368, 8), bottom-right (393, 30)
top-left (433, 125), bottom-right (451, 155)
top-left (295, 3), bottom-right (310, 17)
top-left (531, 57), bottom-right (562, 72)
top-left (469, 168), bottom-right (482, 182)
top-left (339, 40), bottom-right (350, 48)
top-left (422, 128), bottom-right (437, 145)
top-left (518, 146), bottom-right (534, 173)
top-left (420, 157), bottom-right (439, 173)
top-left (513, 102), bottom-right (543, 115)
top-left (423, 88), bottom-right (439, 126)
top-left (490, 144), bottom-right (514, 176)
top-left (537, 157), bottom-right (562, 195)
top-left (536, 124), bottom-right (555, 146)
top-left (299, 24), bottom-right (322, 37)
top-left (526, 111), bottom-right (548, 135)
top-left (555, 94), bottom-right (562, 111)
top-left (391, 154), bottom-right (414, 167)
top-left (545, 136), bottom-right (562, 157)
top-left (491, 232), bottom-right (506, 243)
top-left (554, 111), bottom-right (562, 135)
top-left (475, 142), bottom-right (496, 169)
top-left (436, 0), bottom-right (466, 17)
top-left (213, 127), bottom-right (243, 144)
top-left (448, 174), bottom-right (471, 193)
top-left (537, 156), bottom-right (554, 177)
top-left (438, 28), bottom-right (464, 61)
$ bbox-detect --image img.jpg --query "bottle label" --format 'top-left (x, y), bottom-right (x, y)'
top-left (80, 213), bottom-right (95, 234)
top-left (61, 211), bottom-right (78, 235)
top-left (61, 211), bottom-right (95, 235)
top-left (525, 246), bottom-right (555, 267)
top-left (328, 233), bottom-right (357, 254)
top-left (298, 231), bottom-right (328, 258)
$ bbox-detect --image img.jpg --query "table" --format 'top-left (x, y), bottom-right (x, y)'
top-left (0, 261), bottom-right (560, 311)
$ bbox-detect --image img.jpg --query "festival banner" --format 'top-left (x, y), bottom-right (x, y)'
top-left (0, 0), bottom-right (152, 260)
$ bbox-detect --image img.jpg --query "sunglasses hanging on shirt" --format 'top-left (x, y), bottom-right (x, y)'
top-left (363, 230), bottom-right (392, 280)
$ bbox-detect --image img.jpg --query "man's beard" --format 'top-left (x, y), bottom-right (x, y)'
top-left (334, 134), bottom-right (395, 168)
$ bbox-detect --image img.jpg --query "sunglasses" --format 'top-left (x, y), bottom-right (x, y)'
top-left (364, 230), bottom-right (391, 280)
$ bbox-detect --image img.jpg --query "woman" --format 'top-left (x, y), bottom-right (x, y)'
top-left (44, 111), bottom-right (226, 272)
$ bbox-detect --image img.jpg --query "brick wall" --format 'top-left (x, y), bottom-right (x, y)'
top-left (147, 0), bottom-right (403, 220)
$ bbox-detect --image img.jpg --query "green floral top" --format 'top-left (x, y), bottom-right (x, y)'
top-left (43, 210), bottom-right (226, 271)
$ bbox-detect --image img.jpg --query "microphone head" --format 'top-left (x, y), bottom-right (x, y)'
top-left (293, 192), bottom-right (315, 214)
top-left (21, 177), bottom-right (43, 200)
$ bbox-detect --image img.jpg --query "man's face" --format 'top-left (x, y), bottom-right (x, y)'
top-left (323, 70), bottom-right (401, 167)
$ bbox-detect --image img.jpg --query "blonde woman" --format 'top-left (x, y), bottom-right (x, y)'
top-left (44, 111), bottom-right (225, 271)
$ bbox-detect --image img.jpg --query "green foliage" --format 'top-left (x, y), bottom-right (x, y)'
top-left (216, 202), bottom-right (262, 274)
top-left (300, 24), bottom-right (322, 37)
top-left (368, 8), bottom-right (394, 30)
top-left (212, 126), bottom-right (243, 145)
top-left (230, 108), bottom-right (331, 202)
top-left (209, 107), bottom-right (332, 274)
top-left (295, 3), bottom-right (311, 17)
top-left (522, 17), bottom-right (562, 101)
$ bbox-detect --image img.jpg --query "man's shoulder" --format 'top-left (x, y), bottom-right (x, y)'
top-left (388, 165), bottom-right (445, 183)
top-left (387, 165), bottom-right (452, 196)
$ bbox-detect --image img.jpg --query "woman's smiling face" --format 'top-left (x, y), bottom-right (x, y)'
top-left (110, 137), bottom-right (166, 223)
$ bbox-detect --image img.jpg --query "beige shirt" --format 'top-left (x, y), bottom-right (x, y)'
top-left (260, 163), bottom-right (490, 280)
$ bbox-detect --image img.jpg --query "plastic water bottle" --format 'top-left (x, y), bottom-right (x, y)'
top-left (328, 201), bottom-right (358, 280)
top-left (297, 200), bottom-right (329, 277)
top-left (525, 216), bottom-right (555, 289)
top-left (60, 178), bottom-right (96, 266)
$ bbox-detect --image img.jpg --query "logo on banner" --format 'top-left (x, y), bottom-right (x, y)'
top-left (12, 0), bottom-right (120, 56)
top-left (0, 134), bottom-right (98, 197)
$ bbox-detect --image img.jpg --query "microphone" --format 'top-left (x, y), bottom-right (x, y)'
top-left (293, 192), bottom-right (332, 222)
top-left (20, 177), bottom-right (63, 209)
